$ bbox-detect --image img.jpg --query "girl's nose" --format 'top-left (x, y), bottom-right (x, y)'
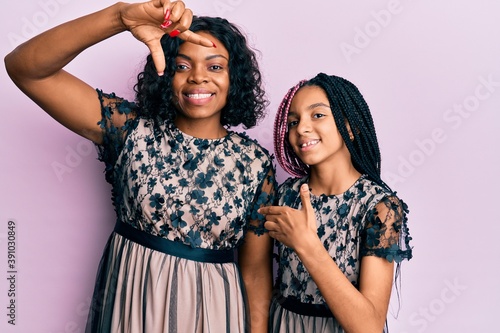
top-left (296, 119), bottom-right (312, 135)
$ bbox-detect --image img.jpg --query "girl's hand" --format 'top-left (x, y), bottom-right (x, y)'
top-left (259, 184), bottom-right (319, 250)
top-left (120, 0), bottom-right (214, 74)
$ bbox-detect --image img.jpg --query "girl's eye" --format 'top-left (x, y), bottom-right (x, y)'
top-left (209, 65), bottom-right (223, 71)
top-left (287, 120), bottom-right (298, 128)
top-left (313, 113), bottom-right (325, 119)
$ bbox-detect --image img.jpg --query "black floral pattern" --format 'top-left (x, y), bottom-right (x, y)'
top-left (95, 90), bottom-right (275, 250)
top-left (275, 175), bottom-right (412, 304)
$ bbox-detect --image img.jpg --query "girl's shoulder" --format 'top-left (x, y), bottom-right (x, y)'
top-left (354, 176), bottom-right (405, 212)
top-left (355, 175), bottom-right (390, 196)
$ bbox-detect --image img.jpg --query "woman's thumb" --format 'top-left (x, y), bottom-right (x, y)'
top-left (149, 42), bottom-right (166, 76)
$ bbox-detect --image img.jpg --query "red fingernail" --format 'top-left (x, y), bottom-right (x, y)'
top-left (160, 20), bottom-right (172, 29)
top-left (164, 9), bottom-right (171, 21)
top-left (169, 30), bottom-right (180, 38)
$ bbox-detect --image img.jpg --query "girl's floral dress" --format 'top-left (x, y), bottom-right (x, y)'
top-left (269, 175), bottom-right (412, 333)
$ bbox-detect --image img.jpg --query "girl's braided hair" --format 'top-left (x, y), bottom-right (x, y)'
top-left (274, 73), bottom-right (392, 192)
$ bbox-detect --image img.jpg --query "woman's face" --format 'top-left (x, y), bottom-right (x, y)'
top-left (171, 31), bottom-right (230, 130)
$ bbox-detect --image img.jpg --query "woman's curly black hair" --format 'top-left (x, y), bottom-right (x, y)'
top-left (133, 16), bottom-right (268, 129)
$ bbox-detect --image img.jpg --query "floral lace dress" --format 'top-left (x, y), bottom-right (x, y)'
top-left (269, 175), bottom-right (412, 333)
top-left (85, 91), bottom-right (275, 333)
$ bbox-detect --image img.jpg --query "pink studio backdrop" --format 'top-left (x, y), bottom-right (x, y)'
top-left (1, 1), bottom-right (499, 332)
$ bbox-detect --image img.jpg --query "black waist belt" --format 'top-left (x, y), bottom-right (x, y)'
top-left (114, 222), bottom-right (236, 263)
top-left (276, 293), bottom-right (334, 318)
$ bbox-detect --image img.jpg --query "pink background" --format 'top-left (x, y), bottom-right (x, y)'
top-left (1, 0), bottom-right (499, 332)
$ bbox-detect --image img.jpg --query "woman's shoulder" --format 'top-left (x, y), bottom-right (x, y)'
top-left (97, 89), bottom-right (136, 113)
top-left (230, 131), bottom-right (273, 159)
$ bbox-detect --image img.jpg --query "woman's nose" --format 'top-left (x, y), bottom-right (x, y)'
top-left (188, 66), bottom-right (209, 84)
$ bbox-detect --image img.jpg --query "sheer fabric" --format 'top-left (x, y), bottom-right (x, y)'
top-left (269, 175), bottom-right (412, 332)
top-left (86, 90), bottom-right (275, 333)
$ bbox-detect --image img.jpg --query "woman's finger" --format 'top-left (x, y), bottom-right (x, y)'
top-left (169, 1), bottom-right (188, 26)
top-left (150, 0), bottom-right (174, 22)
top-left (148, 41), bottom-right (166, 75)
top-left (179, 30), bottom-right (215, 48)
top-left (159, 0), bottom-right (174, 13)
top-left (166, 7), bottom-right (215, 47)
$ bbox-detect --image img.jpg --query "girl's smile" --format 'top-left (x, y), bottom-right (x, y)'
top-left (298, 138), bottom-right (320, 151)
top-left (287, 86), bottom-right (350, 167)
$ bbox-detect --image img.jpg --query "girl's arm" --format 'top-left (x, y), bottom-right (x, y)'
top-left (4, 0), bottom-right (212, 144)
top-left (261, 184), bottom-right (395, 333)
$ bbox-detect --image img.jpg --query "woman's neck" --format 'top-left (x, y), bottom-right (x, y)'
top-left (174, 117), bottom-right (227, 139)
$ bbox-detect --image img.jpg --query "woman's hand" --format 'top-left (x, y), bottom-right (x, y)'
top-left (259, 184), bottom-right (319, 250)
top-left (120, 0), bottom-right (214, 74)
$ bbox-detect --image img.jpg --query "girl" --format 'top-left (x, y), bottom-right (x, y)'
top-left (259, 73), bottom-right (412, 333)
top-left (5, 1), bottom-right (274, 332)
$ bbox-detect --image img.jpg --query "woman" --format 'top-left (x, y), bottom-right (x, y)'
top-left (5, 1), bottom-right (275, 332)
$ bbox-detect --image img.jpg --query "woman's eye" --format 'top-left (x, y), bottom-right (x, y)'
top-left (209, 65), bottom-right (223, 71)
top-left (176, 64), bottom-right (189, 71)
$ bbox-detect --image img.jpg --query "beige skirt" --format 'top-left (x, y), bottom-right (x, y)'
top-left (85, 222), bottom-right (247, 333)
top-left (268, 296), bottom-right (388, 333)
top-left (269, 296), bottom-right (344, 333)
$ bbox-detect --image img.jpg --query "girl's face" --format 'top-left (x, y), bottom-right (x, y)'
top-left (287, 85), bottom-right (351, 168)
top-left (172, 31), bottom-right (230, 130)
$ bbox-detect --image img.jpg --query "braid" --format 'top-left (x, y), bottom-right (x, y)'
top-left (274, 73), bottom-right (393, 192)
top-left (274, 80), bottom-right (309, 177)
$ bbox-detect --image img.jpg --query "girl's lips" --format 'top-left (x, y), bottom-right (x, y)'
top-left (299, 139), bottom-right (320, 151)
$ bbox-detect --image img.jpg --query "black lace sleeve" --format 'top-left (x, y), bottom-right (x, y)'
top-left (94, 89), bottom-right (137, 184)
top-left (360, 195), bottom-right (413, 263)
top-left (246, 159), bottom-right (277, 236)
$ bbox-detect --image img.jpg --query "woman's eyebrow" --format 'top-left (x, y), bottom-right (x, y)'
top-left (176, 53), bottom-right (229, 61)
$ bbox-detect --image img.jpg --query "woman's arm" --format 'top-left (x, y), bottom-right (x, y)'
top-left (239, 168), bottom-right (276, 332)
top-left (261, 184), bottom-right (396, 333)
top-left (238, 231), bottom-right (273, 332)
top-left (4, 0), bottom-right (212, 144)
